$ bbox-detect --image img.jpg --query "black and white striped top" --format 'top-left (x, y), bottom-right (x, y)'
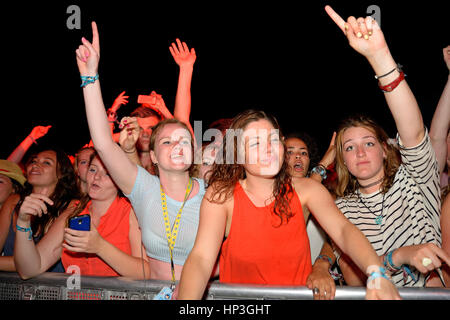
top-left (335, 131), bottom-right (442, 287)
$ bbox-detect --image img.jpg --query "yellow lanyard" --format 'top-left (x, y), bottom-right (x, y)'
top-left (160, 177), bottom-right (193, 285)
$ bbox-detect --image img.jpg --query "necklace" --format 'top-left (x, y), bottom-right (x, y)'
top-left (358, 190), bottom-right (385, 225)
top-left (358, 177), bottom-right (384, 189)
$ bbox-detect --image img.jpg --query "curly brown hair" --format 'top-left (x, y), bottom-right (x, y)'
top-left (207, 110), bottom-right (294, 226)
top-left (335, 115), bottom-right (402, 197)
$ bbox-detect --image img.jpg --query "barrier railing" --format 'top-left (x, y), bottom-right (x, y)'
top-left (0, 272), bottom-right (449, 300)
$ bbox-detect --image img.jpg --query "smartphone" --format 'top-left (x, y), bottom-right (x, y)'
top-left (69, 214), bottom-right (91, 231)
top-left (137, 95), bottom-right (156, 105)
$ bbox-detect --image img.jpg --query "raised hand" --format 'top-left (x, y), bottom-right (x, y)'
top-left (29, 125), bottom-right (52, 141)
top-left (108, 91), bottom-right (129, 123)
top-left (118, 117), bottom-right (141, 153)
top-left (75, 21), bottom-right (100, 76)
top-left (324, 5), bottom-right (389, 59)
top-left (319, 132), bottom-right (337, 169)
top-left (169, 38), bottom-right (196, 68)
top-left (149, 91), bottom-right (173, 119)
top-left (110, 91), bottom-right (129, 113)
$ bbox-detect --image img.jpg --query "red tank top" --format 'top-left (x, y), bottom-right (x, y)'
top-left (62, 196), bottom-right (132, 277)
top-left (219, 182), bottom-right (312, 285)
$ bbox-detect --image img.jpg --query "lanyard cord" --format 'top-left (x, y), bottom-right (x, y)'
top-left (160, 177), bottom-right (193, 287)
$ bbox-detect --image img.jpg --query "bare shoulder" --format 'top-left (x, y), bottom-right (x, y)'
top-left (202, 183), bottom-right (234, 234)
top-left (0, 194), bottom-right (20, 217)
top-left (292, 177), bottom-right (324, 195)
top-left (203, 183), bottom-right (234, 209)
top-left (292, 177), bottom-right (334, 208)
top-left (4, 194), bottom-right (20, 208)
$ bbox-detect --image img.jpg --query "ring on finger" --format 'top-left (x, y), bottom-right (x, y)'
top-left (313, 287), bottom-right (319, 295)
top-left (422, 257), bottom-right (432, 267)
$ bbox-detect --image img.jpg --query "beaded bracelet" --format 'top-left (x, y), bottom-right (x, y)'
top-left (16, 224), bottom-right (33, 241)
top-left (80, 74), bottom-right (99, 88)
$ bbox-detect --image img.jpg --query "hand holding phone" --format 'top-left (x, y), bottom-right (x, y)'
top-left (68, 214), bottom-right (91, 231)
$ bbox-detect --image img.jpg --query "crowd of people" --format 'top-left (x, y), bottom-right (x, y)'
top-left (1, 6), bottom-right (449, 300)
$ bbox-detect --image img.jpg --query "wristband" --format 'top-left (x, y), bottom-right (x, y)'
top-left (378, 71), bottom-right (405, 93)
top-left (16, 224), bottom-right (33, 241)
top-left (383, 250), bottom-right (402, 274)
top-left (383, 250), bottom-right (417, 284)
top-left (80, 74), bottom-right (99, 88)
top-left (311, 164), bottom-right (327, 180)
top-left (28, 136), bottom-right (38, 146)
top-left (316, 254), bottom-right (333, 265)
top-left (367, 266), bottom-right (391, 285)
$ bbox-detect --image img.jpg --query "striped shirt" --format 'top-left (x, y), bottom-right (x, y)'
top-left (335, 131), bottom-right (441, 287)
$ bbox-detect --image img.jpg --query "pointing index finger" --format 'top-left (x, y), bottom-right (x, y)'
top-left (91, 21), bottom-right (100, 53)
top-left (325, 5), bottom-right (346, 33)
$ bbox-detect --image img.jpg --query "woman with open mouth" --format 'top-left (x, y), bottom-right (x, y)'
top-left (70, 21), bottom-right (207, 299)
top-left (14, 151), bottom-right (148, 279)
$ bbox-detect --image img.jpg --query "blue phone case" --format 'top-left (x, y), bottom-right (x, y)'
top-left (69, 214), bottom-right (91, 231)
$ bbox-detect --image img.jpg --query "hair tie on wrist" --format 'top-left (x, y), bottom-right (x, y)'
top-left (374, 64), bottom-right (402, 80)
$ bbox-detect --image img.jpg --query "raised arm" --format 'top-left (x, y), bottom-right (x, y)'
top-left (7, 125), bottom-right (52, 164)
top-left (107, 91), bottom-right (129, 139)
top-left (429, 46), bottom-right (450, 175)
top-left (170, 39), bottom-right (196, 136)
top-left (325, 5), bottom-right (424, 147)
top-left (118, 116), bottom-right (143, 167)
top-left (76, 22), bottom-right (137, 195)
top-left (310, 132), bottom-right (336, 183)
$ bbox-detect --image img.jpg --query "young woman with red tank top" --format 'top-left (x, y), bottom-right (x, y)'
top-left (177, 110), bottom-right (400, 300)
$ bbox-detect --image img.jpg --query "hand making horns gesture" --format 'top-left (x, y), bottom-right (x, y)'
top-left (325, 5), bottom-right (389, 59)
top-left (75, 21), bottom-right (100, 77)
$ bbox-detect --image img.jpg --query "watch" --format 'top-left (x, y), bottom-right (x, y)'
top-left (311, 164), bottom-right (327, 180)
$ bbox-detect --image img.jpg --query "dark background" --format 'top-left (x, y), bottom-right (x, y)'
top-left (2, 0), bottom-right (449, 160)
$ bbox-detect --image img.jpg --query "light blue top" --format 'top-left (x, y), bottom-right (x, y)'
top-left (125, 166), bottom-right (205, 265)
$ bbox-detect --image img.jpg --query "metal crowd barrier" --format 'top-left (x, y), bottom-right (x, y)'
top-left (0, 272), bottom-right (449, 300)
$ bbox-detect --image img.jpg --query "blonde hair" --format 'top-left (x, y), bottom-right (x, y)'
top-left (335, 115), bottom-right (401, 197)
